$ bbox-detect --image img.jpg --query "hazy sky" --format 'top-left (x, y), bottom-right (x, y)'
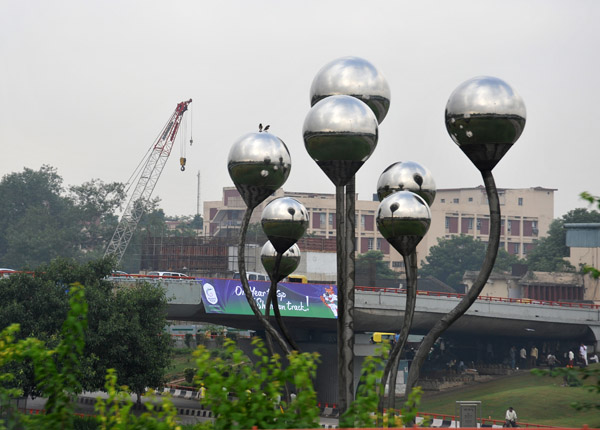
top-left (2, 0), bottom-right (599, 219)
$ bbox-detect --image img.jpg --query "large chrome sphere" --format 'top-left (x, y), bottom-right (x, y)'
top-left (303, 95), bottom-right (379, 186)
top-left (376, 191), bottom-right (431, 257)
top-left (376, 161), bottom-right (436, 206)
top-left (310, 56), bottom-right (391, 124)
top-left (227, 132), bottom-right (291, 209)
top-left (261, 197), bottom-right (309, 254)
top-left (261, 241), bottom-right (301, 282)
top-left (445, 76), bottom-right (526, 171)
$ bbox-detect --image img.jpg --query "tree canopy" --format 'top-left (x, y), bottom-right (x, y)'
top-left (0, 166), bottom-right (126, 268)
top-left (0, 257), bottom-right (172, 399)
top-left (356, 250), bottom-right (399, 280)
top-left (419, 235), bottom-right (521, 292)
top-left (525, 208), bottom-right (600, 272)
top-left (0, 166), bottom-right (178, 272)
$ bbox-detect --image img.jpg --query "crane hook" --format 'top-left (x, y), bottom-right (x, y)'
top-left (180, 157), bottom-right (187, 172)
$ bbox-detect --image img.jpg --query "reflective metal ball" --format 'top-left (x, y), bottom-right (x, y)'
top-left (376, 191), bottom-right (431, 256)
top-left (445, 76), bottom-right (526, 171)
top-left (303, 95), bottom-right (379, 186)
top-left (261, 241), bottom-right (301, 282)
top-left (310, 56), bottom-right (391, 124)
top-left (261, 197), bottom-right (309, 254)
top-left (376, 161), bottom-right (436, 206)
top-left (227, 132), bottom-right (291, 209)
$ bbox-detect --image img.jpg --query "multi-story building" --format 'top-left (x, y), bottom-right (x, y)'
top-left (418, 186), bottom-right (555, 260)
top-left (204, 185), bottom-right (556, 273)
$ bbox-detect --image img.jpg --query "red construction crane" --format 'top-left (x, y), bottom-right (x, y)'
top-left (105, 99), bottom-right (192, 264)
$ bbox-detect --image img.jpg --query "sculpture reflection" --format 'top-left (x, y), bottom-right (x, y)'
top-left (303, 95), bottom-right (379, 186)
top-left (310, 56), bottom-right (391, 124)
top-left (227, 132), bottom-right (292, 209)
top-left (445, 76), bottom-right (526, 171)
top-left (376, 161), bottom-right (436, 206)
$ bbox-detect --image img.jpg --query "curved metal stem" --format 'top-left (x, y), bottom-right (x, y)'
top-left (405, 169), bottom-right (500, 398)
top-left (335, 184), bottom-right (347, 412)
top-left (343, 177), bottom-right (356, 408)
top-left (266, 252), bottom-right (301, 352)
top-left (379, 251), bottom-right (418, 414)
top-left (238, 207), bottom-right (292, 356)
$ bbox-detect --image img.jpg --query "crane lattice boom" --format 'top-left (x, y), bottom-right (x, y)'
top-left (105, 99), bottom-right (192, 263)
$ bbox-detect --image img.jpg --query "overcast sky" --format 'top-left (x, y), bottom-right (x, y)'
top-left (2, 0), bottom-right (599, 219)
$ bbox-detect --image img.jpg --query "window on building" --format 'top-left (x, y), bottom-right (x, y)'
top-left (518, 197), bottom-right (523, 206)
top-left (377, 238), bottom-right (382, 250)
top-left (361, 215), bottom-right (366, 229)
top-left (441, 198), bottom-right (445, 203)
top-left (392, 261), bottom-right (403, 268)
top-left (468, 197), bottom-right (473, 202)
top-left (445, 217), bottom-right (449, 229)
top-left (477, 219), bottom-right (481, 230)
top-left (329, 213), bottom-right (334, 227)
top-left (512, 243), bottom-right (520, 255)
top-left (453, 198), bottom-right (459, 204)
top-left (468, 219), bottom-right (473, 230)
top-left (368, 238), bottom-right (374, 250)
top-left (319, 213), bottom-right (326, 227)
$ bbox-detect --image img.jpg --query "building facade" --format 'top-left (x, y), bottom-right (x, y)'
top-left (204, 186), bottom-right (556, 274)
top-left (417, 186), bottom-right (555, 260)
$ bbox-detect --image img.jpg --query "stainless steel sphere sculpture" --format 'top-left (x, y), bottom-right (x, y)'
top-left (261, 241), bottom-right (301, 282)
top-left (261, 197), bottom-right (309, 254)
top-left (227, 132), bottom-right (292, 209)
top-left (310, 56), bottom-right (391, 124)
top-left (376, 191), bottom-right (432, 257)
top-left (376, 161), bottom-right (437, 206)
top-left (445, 76), bottom-right (526, 171)
top-left (303, 95), bottom-right (379, 186)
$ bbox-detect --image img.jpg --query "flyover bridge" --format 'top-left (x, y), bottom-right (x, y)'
top-left (112, 276), bottom-right (600, 344)
top-left (112, 275), bottom-right (600, 404)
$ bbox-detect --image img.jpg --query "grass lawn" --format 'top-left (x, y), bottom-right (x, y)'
top-left (418, 366), bottom-right (600, 428)
top-left (166, 348), bottom-right (196, 383)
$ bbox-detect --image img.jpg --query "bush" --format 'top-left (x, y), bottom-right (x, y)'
top-left (184, 367), bottom-right (195, 384)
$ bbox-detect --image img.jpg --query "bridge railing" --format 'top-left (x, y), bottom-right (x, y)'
top-left (355, 286), bottom-right (600, 310)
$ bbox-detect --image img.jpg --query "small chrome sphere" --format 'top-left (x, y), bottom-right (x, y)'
top-left (445, 76), bottom-right (526, 171)
top-left (376, 161), bottom-right (436, 206)
top-left (376, 191), bottom-right (431, 256)
top-left (303, 95), bottom-right (378, 186)
top-left (227, 132), bottom-right (291, 209)
top-left (261, 197), bottom-right (309, 254)
top-left (310, 56), bottom-right (391, 124)
top-left (261, 241), bottom-right (301, 282)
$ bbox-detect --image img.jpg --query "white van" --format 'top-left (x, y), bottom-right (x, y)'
top-left (233, 271), bottom-right (270, 282)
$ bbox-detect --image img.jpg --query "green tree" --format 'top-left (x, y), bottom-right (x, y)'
top-left (526, 208), bottom-right (600, 272)
top-left (0, 166), bottom-right (127, 269)
top-left (0, 257), bottom-right (172, 401)
top-left (69, 178), bottom-right (126, 258)
top-left (355, 250), bottom-right (399, 279)
top-left (109, 281), bottom-right (172, 404)
top-left (420, 235), bottom-right (520, 292)
top-left (0, 166), bottom-right (81, 268)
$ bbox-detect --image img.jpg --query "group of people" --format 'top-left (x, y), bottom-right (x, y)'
top-left (509, 343), bottom-right (595, 370)
top-left (508, 345), bottom-right (538, 369)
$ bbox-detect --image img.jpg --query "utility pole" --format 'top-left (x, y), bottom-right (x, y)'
top-left (196, 170), bottom-right (201, 217)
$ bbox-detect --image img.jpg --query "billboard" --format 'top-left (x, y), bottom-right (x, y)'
top-left (199, 278), bottom-right (337, 319)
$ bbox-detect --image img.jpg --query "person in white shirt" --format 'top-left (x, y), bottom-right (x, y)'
top-left (504, 406), bottom-right (517, 427)
top-left (579, 343), bottom-right (588, 366)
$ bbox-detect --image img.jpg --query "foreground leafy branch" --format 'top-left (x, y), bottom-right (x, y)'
top-left (193, 338), bottom-right (320, 430)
